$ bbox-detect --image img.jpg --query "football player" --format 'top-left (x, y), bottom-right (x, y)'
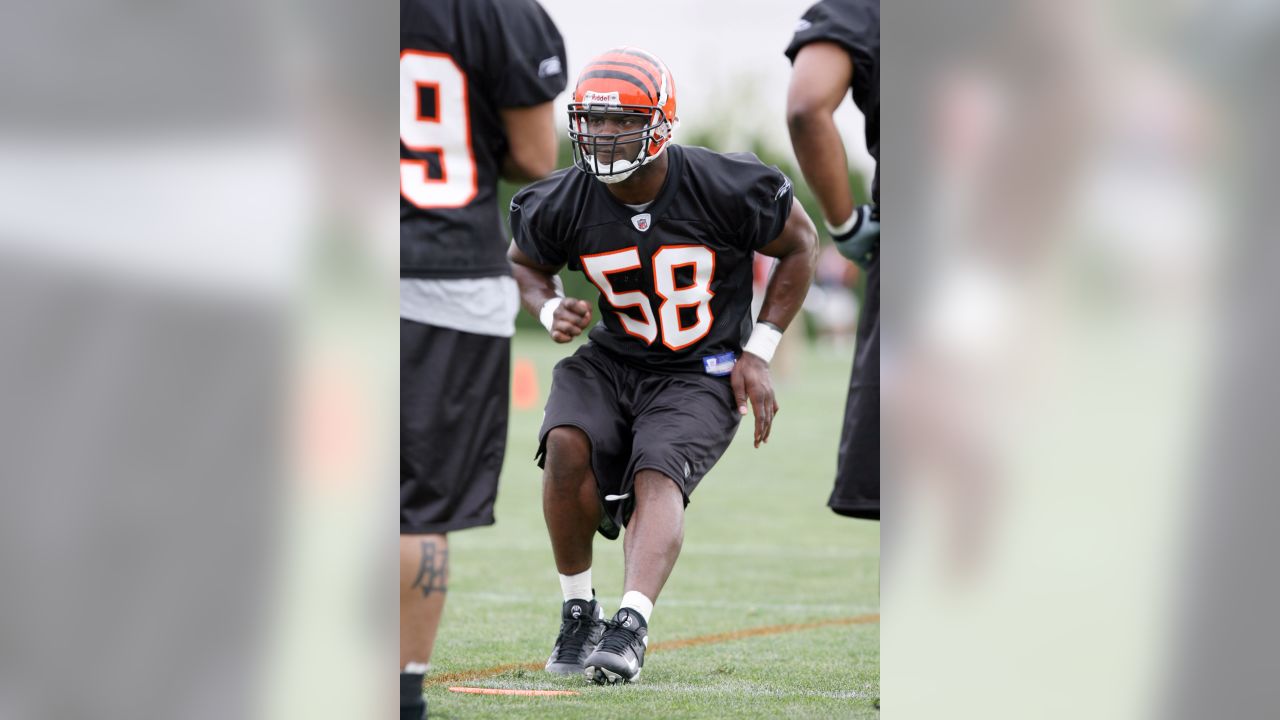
top-left (400, 0), bottom-right (565, 717)
top-left (786, 0), bottom-right (880, 521)
top-left (508, 47), bottom-right (819, 684)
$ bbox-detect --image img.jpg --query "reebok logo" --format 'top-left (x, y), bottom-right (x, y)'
top-left (624, 656), bottom-right (638, 673)
top-left (538, 56), bottom-right (563, 78)
top-left (571, 605), bottom-right (582, 619)
top-left (775, 177), bottom-right (792, 200)
top-left (583, 90), bottom-right (621, 106)
top-left (631, 213), bottom-right (651, 232)
top-left (622, 616), bottom-right (632, 628)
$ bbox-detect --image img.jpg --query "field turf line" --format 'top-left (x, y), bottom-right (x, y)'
top-left (426, 613), bottom-right (879, 686)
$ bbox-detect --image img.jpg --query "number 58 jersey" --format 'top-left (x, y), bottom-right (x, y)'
top-left (511, 145), bottom-right (794, 374)
top-left (400, 0), bottom-right (566, 279)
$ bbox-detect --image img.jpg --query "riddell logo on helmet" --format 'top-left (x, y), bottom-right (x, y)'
top-left (582, 91), bottom-right (621, 106)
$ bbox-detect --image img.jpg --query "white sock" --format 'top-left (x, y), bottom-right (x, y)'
top-left (620, 591), bottom-right (654, 624)
top-left (559, 569), bottom-right (593, 602)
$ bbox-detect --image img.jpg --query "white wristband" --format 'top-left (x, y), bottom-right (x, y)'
top-left (539, 297), bottom-right (563, 333)
top-left (742, 323), bottom-right (783, 364)
top-left (825, 209), bottom-right (859, 237)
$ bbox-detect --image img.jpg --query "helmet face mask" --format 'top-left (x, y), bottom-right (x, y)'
top-left (567, 48), bottom-right (679, 184)
top-left (568, 105), bottom-right (672, 183)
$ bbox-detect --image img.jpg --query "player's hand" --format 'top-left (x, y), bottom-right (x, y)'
top-left (730, 352), bottom-right (779, 448)
top-left (831, 204), bottom-right (879, 269)
top-left (550, 297), bottom-right (592, 343)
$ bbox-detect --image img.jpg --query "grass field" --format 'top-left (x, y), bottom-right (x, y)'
top-left (424, 331), bottom-right (879, 719)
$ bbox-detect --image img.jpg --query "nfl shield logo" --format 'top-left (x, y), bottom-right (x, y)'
top-left (631, 213), bottom-right (651, 232)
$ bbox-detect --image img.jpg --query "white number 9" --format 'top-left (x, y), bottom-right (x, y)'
top-left (400, 51), bottom-right (477, 209)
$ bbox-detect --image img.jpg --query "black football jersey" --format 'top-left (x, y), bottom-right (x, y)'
top-left (400, 0), bottom-right (567, 278)
top-left (786, 0), bottom-right (880, 205)
top-left (511, 145), bottom-right (794, 374)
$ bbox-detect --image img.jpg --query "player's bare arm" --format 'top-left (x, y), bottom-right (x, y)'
top-left (786, 42), bottom-right (856, 228)
top-left (733, 197), bottom-right (819, 448)
top-left (500, 101), bottom-right (560, 181)
top-left (509, 243), bottom-right (592, 343)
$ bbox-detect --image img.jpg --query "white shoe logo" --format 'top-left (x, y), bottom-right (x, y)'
top-left (622, 616), bottom-right (632, 628)
top-left (624, 656), bottom-right (637, 673)
top-left (571, 606), bottom-right (582, 619)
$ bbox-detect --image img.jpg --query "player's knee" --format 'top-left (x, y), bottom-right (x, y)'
top-left (633, 469), bottom-right (682, 502)
top-left (544, 426), bottom-right (592, 483)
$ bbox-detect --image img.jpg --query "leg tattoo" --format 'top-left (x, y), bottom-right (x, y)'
top-left (410, 540), bottom-right (448, 598)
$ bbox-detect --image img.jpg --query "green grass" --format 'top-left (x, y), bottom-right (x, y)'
top-left (426, 331), bottom-right (879, 718)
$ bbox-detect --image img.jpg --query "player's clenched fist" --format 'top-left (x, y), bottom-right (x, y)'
top-left (547, 297), bottom-right (592, 343)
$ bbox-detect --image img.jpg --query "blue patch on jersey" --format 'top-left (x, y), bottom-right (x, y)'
top-left (702, 352), bottom-right (736, 376)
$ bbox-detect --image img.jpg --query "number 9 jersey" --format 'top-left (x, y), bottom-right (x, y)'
top-left (400, 0), bottom-right (566, 279)
top-left (511, 144), bottom-right (795, 374)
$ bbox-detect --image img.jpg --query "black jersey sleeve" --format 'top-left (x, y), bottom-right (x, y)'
top-left (472, 0), bottom-right (568, 108)
top-left (733, 155), bottom-right (795, 250)
top-left (509, 170), bottom-right (574, 267)
top-left (784, 0), bottom-right (878, 68)
top-left (683, 147), bottom-right (795, 251)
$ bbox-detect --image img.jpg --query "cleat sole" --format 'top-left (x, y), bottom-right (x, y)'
top-left (584, 665), bottom-right (640, 685)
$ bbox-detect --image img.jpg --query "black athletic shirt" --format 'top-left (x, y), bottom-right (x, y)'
top-left (511, 145), bottom-right (794, 374)
top-left (785, 0), bottom-right (880, 205)
top-left (400, 0), bottom-right (566, 278)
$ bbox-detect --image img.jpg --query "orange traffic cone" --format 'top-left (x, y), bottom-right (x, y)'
top-left (512, 357), bottom-right (539, 410)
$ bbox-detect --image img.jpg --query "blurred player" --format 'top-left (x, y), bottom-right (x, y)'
top-left (786, 0), bottom-right (881, 520)
top-left (399, 0), bottom-right (565, 717)
top-left (508, 47), bottom-right (818, 684)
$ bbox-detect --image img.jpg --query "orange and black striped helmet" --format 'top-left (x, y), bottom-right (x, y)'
top-left (567, 47), bottom-right (679, 183)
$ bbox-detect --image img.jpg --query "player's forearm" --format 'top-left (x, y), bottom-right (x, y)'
top-left (752, 238), bottom-right (814, 333)
top-left (502, 154), bottom-right (552, 183)
top-left (501, 156), bottom-right (538, 183)
top-left (499, 103), bottom-right (559, 182)
top-left (788, 111), bottom-right (856, 227)
top-left (754, 199), bottom-right (819, 334)
top-left (757, 248), bottom-right (816, 333)
top-left (511, 262), bottom-right (564, 319)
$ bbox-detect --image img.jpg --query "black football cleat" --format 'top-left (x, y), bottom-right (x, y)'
top-left (545, 598), bottom-right (605, 675)
top-left (584, 608), bottom-right (648, 684)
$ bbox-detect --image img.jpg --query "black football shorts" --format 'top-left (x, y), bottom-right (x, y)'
top-left (400, 318), bottom-right (509, 534)
top-left (536, 342), bottom-right (741, 539)
top-left (832, 256), bottom-right (880, 520)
